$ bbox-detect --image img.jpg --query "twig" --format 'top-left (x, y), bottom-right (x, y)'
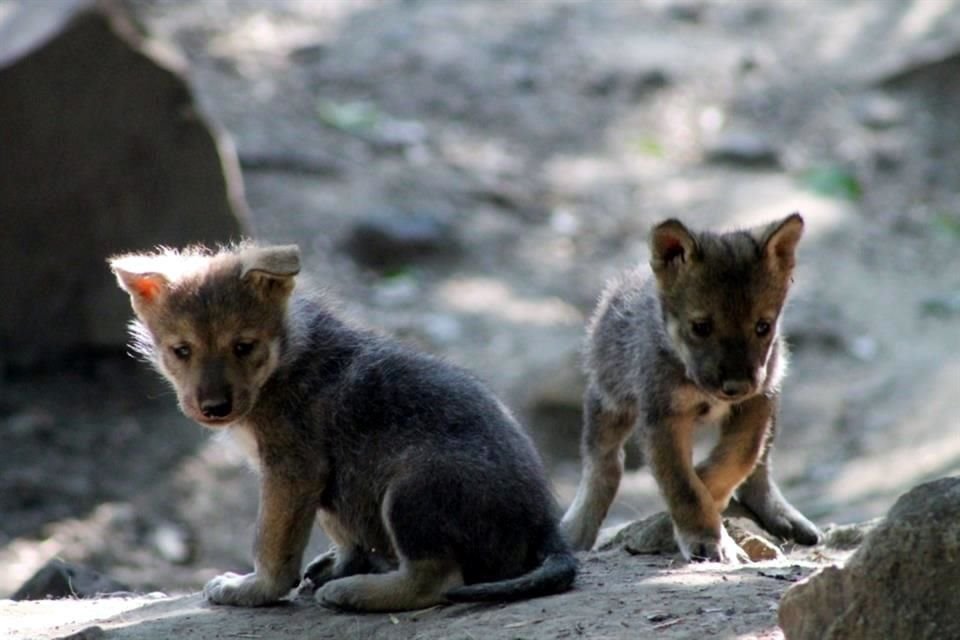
top-left (238, 151), bottom-right (345, 176)
top-left (505, 619), bottom-right (543, 629)
top-left (652, 618), bottom-right (683, 630)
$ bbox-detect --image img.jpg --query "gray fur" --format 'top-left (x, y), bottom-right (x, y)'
top-left (561, 214), bottom-right (821, 560)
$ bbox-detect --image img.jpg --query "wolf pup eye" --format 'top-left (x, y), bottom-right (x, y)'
top-left (690, 319), bottom-right (713, 338)
top-left (233, 340), bottom-right (257, 358)
top-left (755, 320), bottom-right (771, 337)
top-left (171, 344), bottom-right (191, 360)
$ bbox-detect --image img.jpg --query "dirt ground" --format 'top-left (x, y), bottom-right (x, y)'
top-left (7, 547), bottom-right (847, 640)
top-left (3, 0), bottom-right (960, 638)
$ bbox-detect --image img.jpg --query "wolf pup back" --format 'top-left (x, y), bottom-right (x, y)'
top-left (561, 214), bottom-right (821, 561)
top-left (110, 244), bottom-right (575, 611)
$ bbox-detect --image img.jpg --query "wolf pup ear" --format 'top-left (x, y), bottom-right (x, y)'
top-left (110, 256), bottom-right (171, 309)
top-left (650, 219), bottom-right (698, 285)
top-left (758, 212), bottom-right (804, 275)
top-left (240, 245), bottom-right (301, 299)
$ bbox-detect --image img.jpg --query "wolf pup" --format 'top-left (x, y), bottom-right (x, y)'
top-left (110, 244), bottom-right (575, 611)
top-left (561, 213), bottom-right (821, 562)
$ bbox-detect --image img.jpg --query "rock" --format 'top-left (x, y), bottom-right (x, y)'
top-left (12, 559), bottom-right (129, 600)
top-left (716, 3), bottom-right (771, 28)
top-left (56, 626), bottom-right (105, 640)
top-left (527, 349), bottom-right (586, 412)
top-left (149, 521), bottom-right (194, 565)
top-left (784, 296), bottom-right (876, 360)
top-left (0, 0), bottom-right (249, 368)
top-left (779, 477), bottom-right (960, 640)
top-left (920, 291), bottom-right (960, 318)
top-left (420, 313), bottom-right (464, 346)
top-left (316, 99), bottom-right (427, 152)
top-left (343, 212), bottom-right (458, 270)
top-left (288, 42), bottom-right (328, 64)
top-left (730, 529), bottom-right (783, 562)
top-left (550, 208), bottom-right (581, 236)
top-left (845, 335), bottom-right (879, 362)
top-left (524, 342), bottom-right (589, 462)
top-left (238, 150), bottom-right (344, 177)
top-left (599, 512), bottom-right (675, 554)
top-left (869, 138), bottom-right (906, 171)
top-left (371, 274), bottom-right (421, 307)
top-left (634, 69), bottom-right (672, 94)
top-left (469, 181), bottom-right (551, 223)
top-left (598, 503), bottom-right (785, 562)
top-left (371, 118), bottom-right (428, 152)
top-left (665, 0), bottom-right (706, 23)
top-left (705, 130), bottom-right (781, 168)
top-left (584, 68), bottom-right (670, 98)
top-left (819, 518), bottom-right (882, 551)
top-left (853, 93), bottom-right (905, 130)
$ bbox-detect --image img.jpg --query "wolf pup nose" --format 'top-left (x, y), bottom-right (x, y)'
top-left (109, 243), bottom-right (576, 611)
top-left (200, 396), bottom-right (232, 419)
top-left (561, 213), bottom-right (821, 562)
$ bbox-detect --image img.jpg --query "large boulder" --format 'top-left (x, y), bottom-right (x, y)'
top-left (598, 502), bottom-right (787, 562)
top-left (0, 0), bottom-right (249, 368)
top-left (779, 477), bottom-right (960, 640)
top-left (12, 559), bottom-right (129, 601)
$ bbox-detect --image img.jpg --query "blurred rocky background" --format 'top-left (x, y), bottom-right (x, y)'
top-left (1, 0), bottom-right (958, 614)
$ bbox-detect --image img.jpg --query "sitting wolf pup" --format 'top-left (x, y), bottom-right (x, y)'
top-left (561, 213), bottom-right (821, 562)
top-left (110, 244), bottom-right (576, 611)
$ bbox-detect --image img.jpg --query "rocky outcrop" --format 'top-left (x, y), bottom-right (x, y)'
top-left (597, 503), bottom-right (785, 562)
top-left (343, 211), bottom-right (458, 270)
top-left (0, 0), bottom-right (248, 368)
top-left (779, 477), bottom-right (960, 640)
top-left (13, 560), bottom-right (129, 601)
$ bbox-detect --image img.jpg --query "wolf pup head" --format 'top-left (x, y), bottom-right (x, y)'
top-left (649, 213), bottom-right (803, 401)
top-left (110, 244), bottom-right (300, 428)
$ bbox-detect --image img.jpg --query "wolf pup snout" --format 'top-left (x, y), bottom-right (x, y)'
top-left (110, 243), bottom-right (576, 611)
top-left (561, 213), bottom-right (821, 562)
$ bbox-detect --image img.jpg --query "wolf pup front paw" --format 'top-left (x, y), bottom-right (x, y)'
top-left (203, 571), bottom-right (290, 607)
top-left (675, 525), bottom-right (749, 564)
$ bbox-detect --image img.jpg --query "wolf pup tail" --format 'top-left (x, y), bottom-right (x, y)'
top-left (444, 529), bottom-right (577, 603)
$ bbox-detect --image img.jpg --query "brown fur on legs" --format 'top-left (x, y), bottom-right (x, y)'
top-left (560, 387), bottom-right (637, 551)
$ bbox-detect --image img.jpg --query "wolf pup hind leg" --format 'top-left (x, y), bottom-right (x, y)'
top-left (561, 214), bottom-right (821, 560)
top-left (110, 244), bottom-right (576, 610)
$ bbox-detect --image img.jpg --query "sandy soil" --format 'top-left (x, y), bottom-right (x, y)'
top-left (5, 547), bottom-right (841, 640)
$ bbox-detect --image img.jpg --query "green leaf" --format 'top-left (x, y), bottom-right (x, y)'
top-left (931, 212), bottom-right (960, 239)
top-left (381, 266), bottom-right (413, 280)
top-left (798, 166), bottom-right (862, 201)
top-left (920, 292), bottom-right (960, 317)
top-left (629, 135), bottom-right (665, 157)
top-left (316, 100), bottom-right (381, 134)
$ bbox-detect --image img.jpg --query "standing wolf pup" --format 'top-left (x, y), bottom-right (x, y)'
top-left (561, 213), bottom-right (821, 562)
top-left (110, 244), bottom-right (575, 611)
